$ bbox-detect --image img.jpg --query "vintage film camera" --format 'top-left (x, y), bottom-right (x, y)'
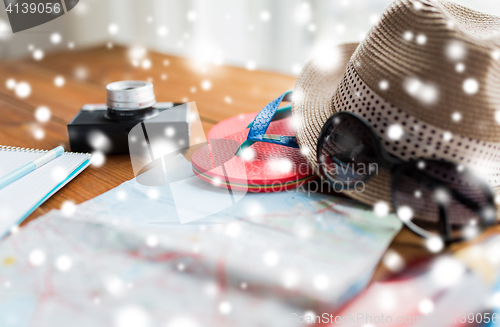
top-left (68, 81), bottom-right (189, 155)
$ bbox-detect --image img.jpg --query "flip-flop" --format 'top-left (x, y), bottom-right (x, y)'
top-left (191, 91), bottom-right (317, 192)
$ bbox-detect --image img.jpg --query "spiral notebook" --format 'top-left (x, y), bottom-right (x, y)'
top-left (0, 146), bottom-right (91, 238)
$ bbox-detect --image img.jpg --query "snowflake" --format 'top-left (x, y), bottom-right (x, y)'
top-left (463, 78), bottom-right (479, 95)
top-left (61, 201), bottom-right (76, 217)
top-left (446, 41), bottom-right (467, 61)
top-left (404, 77), bottom-right (439, 105)
top-left (313, 274), bottom-right (330, 291)
top-left (50, 32), bottom-right (62, 44)
top-left (418, 299), bottom-right (434, 315)
top-left (33, 49), bottom-right (44, 61)
top-left (224, 222), bottom-right (242, 237)
top-left (54, 76), bottom-right (65, 87)
top-left (416, 34), bottom-right (427, 45)
top-left (145, 235), bottom-right (159, 248)
top-left (35, 106), bottom-right (51, 123)
top-left (117, 190), bottom-right (127, 201)
top-left (292, 63), bottom-right (303, 75)
top-left (74, 66), bottom-right (88, 80)
top-left (455, 63), bottom-right (465, 73)
top-left (294, 2), bottom-right (311, 25)
top-left (431, 257), bottom-right (465, 286)
top-left (90, 151), bottom-right (105, 167)
top-left (114, 306), bottom-right (150, 327)
top-left (263, 250), bottom-right (279, 267)
top-left (187, 11), bottom-right (198, 22)
top-left (201, 80), bottom-right (212, 90)
top-left (157, 26), bottom-right (168, 37)
top-left (15, 81), bottom-right (31, 98)
top-left (382, 250), bottom-right (404, 272)
top-left (246, 60), bottom-right (257, 71)
top-left (379, 80), bottom-right (389, 91)
top-left (426, 236), bottom-right (444, 253)
top-left (403, 31), bottom-right (414, 41)
top-left (6, 78), bottom-right (16, 90)
top-left (52, 166), bottom-right (68, 183)
top-left (55, 255), bottom-right (72, 272)
top-left (219, 301), bottom-right (232, 315)
top-left (141, 59), bottom-right (152, 70)
top-left (373, 201), bottom-right (390, 217)
top-left (260, 11), bottom-right (271, 22)
top-left (29, 249), bottom-right (46, 266)
top-left (108, 23), bottom-right (119, 35)
top-left (452, 112), bottom-right (462, 122)
top-left (387, 124), bottom-right (404, 140)
top-left (32, 127), bottom-right (44, 140)
top-left (282, 269), bottom-right (300, 288)
top-left (397, 206), bottom-right (414, 222)
top-left (147, 188), bottom-right (159, 200)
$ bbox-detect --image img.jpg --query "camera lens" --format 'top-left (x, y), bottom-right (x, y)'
top-left (105, 81), bottom-right (158, 121)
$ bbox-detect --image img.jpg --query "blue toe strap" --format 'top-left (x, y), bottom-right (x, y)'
top-left (236, 91), bottom-right (299, 156)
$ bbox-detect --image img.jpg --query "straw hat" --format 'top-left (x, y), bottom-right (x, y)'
top-left (292, 0), bottom-right (500, 217)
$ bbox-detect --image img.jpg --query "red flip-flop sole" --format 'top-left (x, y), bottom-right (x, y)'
top-left (191, 112), bottom-right (316, 192)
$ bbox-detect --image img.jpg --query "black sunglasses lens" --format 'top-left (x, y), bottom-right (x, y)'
top-left (318, 114), bottom-right (381, 190)
top-left (393, 160), bottom-right (496, 241)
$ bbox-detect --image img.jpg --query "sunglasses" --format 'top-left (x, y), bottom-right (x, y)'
top-left (317, 111), bottom-right (497, 242)
top-left (237, 91), bottom-right (497, 242)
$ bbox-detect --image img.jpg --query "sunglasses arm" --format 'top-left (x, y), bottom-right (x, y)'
top-left (437, 204), bottom-right (452, 240)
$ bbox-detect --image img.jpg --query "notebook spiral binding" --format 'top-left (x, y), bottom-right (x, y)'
top-left (0, 145), bottom-right (89, 155)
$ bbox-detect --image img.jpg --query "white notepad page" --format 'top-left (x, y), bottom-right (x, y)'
top-left (0, 147), bottom-right (91, 237)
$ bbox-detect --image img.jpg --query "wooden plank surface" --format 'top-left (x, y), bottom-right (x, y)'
top-left (0, 45), bottom-right (292, 222)
top-left (1, 44), bottom-right (496, 282)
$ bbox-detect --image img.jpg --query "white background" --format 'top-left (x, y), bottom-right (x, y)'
top-left (0, 0), bottom-right (499, 75)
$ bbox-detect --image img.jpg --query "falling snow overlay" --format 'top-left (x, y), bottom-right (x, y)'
top-left (1, 0), bottom-right (500, 325)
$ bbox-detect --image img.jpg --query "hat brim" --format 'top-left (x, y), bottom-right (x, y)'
top-left (291, 42), bottom-right (500, 219)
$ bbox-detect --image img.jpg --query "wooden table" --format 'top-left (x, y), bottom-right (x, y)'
top-left (0, 45), bottom-right (492, 281)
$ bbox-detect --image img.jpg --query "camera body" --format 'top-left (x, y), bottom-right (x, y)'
top-left (67, 81), bottom-right (190, 155)
top-left (68, 103), bottom-right (190, 154)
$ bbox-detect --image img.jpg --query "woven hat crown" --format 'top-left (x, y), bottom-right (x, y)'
top-left (351, 0), bottom-right (500, 142)
top-left (291, 0), bottom-right (500, 220)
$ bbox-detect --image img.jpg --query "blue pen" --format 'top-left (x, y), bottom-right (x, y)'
top-left (0, 146), bottom-right (65, 190)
